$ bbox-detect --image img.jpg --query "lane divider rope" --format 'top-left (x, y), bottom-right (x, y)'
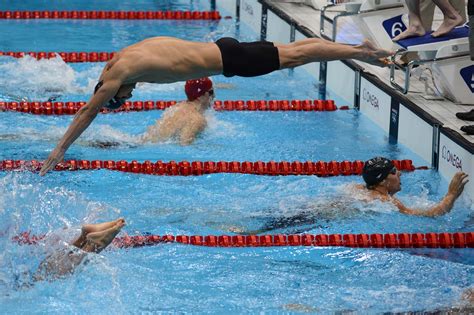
top-left (13, 231), bottom-right (474, 248)
top-left (0, 10), bottom-right (221, 20)
top-left (1, 159), bottom-right (428, 177)
top-left (0, 99), bottom-right (346, 114)
top-left (0, 51), bottom-right (117, 62)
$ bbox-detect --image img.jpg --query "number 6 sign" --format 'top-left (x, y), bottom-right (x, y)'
top-left (382, 15), bottom-right (407, 38)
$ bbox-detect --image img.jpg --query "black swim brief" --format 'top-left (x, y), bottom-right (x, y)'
top-left (215, 37), bottom-right (280, 77)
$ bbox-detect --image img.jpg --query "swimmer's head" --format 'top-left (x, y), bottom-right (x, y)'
top-left (94, 81), bottom-right (135, 110)
top-left (362, 157), bottom-right (400, 192)
top-left (185, 77), bottom-right (214, 102)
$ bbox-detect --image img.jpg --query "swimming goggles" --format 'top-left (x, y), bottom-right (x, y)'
top-left (94, 80), bottom-right (132, 110)
top-left (389, 166), bottom-right (398, 175)
top-left (106, 95), bottom-right (131, 110)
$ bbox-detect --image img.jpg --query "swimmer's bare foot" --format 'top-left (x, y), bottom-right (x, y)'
top-left (392, 24), bottom-right (426, 42)
top-left (73, 219), bottom-right (124, 248)
top-left (82, 219), bottom-right (126, 253)
top-left (82, 218), bottom-right (125, 235)
top-left (432, 14), bottom-right (464, 37)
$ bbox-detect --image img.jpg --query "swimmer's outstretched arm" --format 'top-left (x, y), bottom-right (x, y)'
top-left (40, 78), bottom-right (122, 175)
top-left (392, 172), bottom-right (468, 217)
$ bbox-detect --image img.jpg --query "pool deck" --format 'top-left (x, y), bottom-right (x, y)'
top-left (265, 1), bottom-right (474, 146)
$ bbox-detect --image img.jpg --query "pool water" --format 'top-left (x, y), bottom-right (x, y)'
top-left (0, 1), bottom-right (473, 313)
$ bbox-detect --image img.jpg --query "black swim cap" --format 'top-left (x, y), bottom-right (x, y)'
top-left (362, 157), bottom-right (395, 187)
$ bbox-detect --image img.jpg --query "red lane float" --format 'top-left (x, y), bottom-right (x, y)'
top-left (0, 100), bottom-right (346, 114)
top-left (0, 159), bottom-right (427, 176)
top-left (1, 51), bottom-right (115, 63)
top-left (12, 231), bottom-right (474, 248)
top-left (213, 100), bottom-right (341, 111)
top-left (0, 10), bottom-right (221, 20)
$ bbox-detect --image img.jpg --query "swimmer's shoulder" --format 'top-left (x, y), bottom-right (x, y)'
top-left (346, 183), bottom-right (381, 202)
top-left (163, 101), bottom-right (191, 115)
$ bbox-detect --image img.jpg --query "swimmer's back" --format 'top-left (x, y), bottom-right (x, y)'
top-left (108, 37), bottom-right (222, 83)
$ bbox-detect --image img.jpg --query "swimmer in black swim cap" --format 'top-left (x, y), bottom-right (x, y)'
top-left (362, 157), bottom-right (399, 190)
top-left (357, 156), bottom-right (468, 217)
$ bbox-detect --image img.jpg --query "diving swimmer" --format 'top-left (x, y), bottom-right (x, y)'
top-left (39, 36), bottom-right (394, 175)
top-left (33, 218), bottom-right (125, 281)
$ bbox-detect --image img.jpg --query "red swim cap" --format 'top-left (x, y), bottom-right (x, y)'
top-left (185, 77), bottom-right (213, 101)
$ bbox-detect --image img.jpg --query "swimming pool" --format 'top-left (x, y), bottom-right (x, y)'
top-left (1, 1), bottom-right (473, 313)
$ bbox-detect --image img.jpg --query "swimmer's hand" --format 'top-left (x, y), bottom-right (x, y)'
top-left (447, 172), bottom-right (469, 199)
top-left (355, 39), bottom-right (394, 67)
top-left (39, 148), bottom-right (65, 176)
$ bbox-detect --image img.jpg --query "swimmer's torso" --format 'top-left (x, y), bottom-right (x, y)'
top-left (102, 37), bottom-right (223, 84)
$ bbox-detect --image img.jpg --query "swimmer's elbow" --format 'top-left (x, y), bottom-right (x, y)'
top-left (398, 207), bottom-right (420, 216)
top-left (422, 206), bottom-right (450, 217)
top-left (78, 104), bottom-right (100, 119)
top-left (398, 206), bottom-right (439, 217)
top-left (395, 202), bottom-right (420, 216)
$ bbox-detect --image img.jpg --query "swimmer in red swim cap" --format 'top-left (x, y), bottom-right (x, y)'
top-left (185, 77), bottom-right (214, 101)
top-left (141, 77), bottom-right (214, 145)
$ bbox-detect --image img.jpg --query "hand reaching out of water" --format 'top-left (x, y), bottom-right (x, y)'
top-left (447, 172), bottom-right (469, 199)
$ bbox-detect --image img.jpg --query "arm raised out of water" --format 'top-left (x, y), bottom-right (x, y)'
top-left (392, 172), bottom-right (469, 217)
top-left (39, 78), bottom-right (122, 176)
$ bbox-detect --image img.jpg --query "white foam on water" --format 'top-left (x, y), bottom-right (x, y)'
top-left (0, 171), bottom-right (122, 290)
top-left (335, 183), bottom-right (399, 214)
top-left (79, 124), bottom-right (142, 146)
top-left (0, 56), bottom-right (98, 101)
top-left (134, 81), bottom-right (185, 97)
top-left (0, 123), bottom-right (143, 148)
top-left (205, 111), bottom-right (247, 138)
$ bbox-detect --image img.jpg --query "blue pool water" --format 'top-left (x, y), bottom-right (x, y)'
top-left (1, 1), bottom-right (473, 313)
top-left (0, 0), bottom-right (212, 12)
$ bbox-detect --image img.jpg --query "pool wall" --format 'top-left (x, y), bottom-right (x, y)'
top-left (220, 0), bottom-right (474, 201)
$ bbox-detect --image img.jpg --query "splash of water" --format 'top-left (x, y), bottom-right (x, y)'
top-left (0, 124), bottom-right (142, 148)
top-left (205, 111), bottom-right (244, 138)
top-left (0, 172), bottom-right (121, 290)
top-left (0, 56), bottom-right (101, 101)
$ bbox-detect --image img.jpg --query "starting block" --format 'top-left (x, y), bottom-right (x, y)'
top-left (390, 25), bottom-right (473, 104)
top-left (319, 0), bottom-right (405, 48)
